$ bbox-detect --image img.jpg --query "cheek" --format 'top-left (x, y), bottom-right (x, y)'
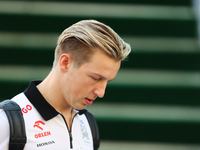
top-left (67, 70), bottom-right (95, 96)
top-left (74, 79), bottom-right (94, 96)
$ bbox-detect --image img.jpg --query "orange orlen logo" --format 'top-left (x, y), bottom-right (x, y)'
top-left (34, 120), bottom-right (45, 130)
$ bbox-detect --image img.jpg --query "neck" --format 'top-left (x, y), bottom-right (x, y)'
top-left (36, 68), bottom-right (72, 115)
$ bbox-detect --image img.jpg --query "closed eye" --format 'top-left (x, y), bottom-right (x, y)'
top-left (91, 76), bottom-right (103, 81)
top-left (92, 77), bottom-right (98, 80)
top-left (91, 76), bottom-right (99, 81)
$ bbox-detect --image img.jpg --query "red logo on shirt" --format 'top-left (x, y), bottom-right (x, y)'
top-left (33, 120), bottom-right (51, 139)
top-left (34, 120), bottom-right (45, 130)
top-left (22, 105), bottom-right (32, 114)
top-left (34, 131), bottom-right (51, 139)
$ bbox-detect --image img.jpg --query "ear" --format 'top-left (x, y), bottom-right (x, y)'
top-left (59, 54), bottom-right (72, 72)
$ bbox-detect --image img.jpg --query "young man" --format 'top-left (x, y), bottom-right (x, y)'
top-left (0, 20), bottom-right (131, 150)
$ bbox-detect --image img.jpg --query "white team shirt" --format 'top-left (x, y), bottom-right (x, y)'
top-left (0, 81), bottom-right (93, 150)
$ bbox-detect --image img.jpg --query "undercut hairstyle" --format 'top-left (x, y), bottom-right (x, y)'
top-left (53, 19), bottom-right (131, 68)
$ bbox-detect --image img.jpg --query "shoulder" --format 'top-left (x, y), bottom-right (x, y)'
top-left (0, 109), bottom-right (9, 150)
top-left (0, 93), bottom-right (26, 149)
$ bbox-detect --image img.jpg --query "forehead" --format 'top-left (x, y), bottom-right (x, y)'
top-left (79, 49), bottom-right (121, 79)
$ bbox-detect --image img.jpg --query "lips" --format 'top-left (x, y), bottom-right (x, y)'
top-left (85, 98), bottom-right (94, 105)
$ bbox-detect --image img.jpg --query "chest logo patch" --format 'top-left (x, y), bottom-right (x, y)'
top-left (80, 119), bottom-right (91, 145)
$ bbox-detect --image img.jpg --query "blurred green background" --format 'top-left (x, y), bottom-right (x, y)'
top-left (0, 0), bottom-right (200, 149)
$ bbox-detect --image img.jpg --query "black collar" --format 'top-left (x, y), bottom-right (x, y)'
top-left (24, 81), bottom-right (59, 121)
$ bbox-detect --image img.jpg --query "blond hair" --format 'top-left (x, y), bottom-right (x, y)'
top-left (53, 20), bottom-right (131, 67)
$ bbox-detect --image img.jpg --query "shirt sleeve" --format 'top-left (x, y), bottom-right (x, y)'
top-left (0, 110), bottom-right (10, 150)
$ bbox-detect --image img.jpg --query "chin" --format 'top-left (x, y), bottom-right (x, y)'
top-left (74, 104), bottom-right (87, 110)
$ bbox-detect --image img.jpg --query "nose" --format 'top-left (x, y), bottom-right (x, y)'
top-left (93, 81), bottom-right (107, 98)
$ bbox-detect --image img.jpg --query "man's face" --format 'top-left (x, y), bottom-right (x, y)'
top-left (60, 49), bottom-right (121, 110)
